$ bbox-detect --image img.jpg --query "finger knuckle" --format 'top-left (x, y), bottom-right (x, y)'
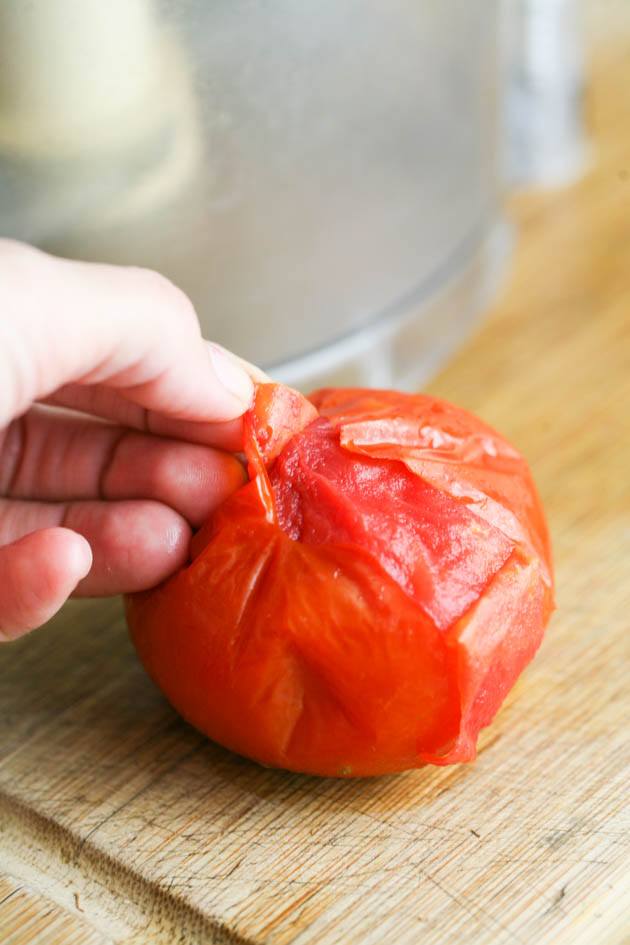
top-left (129, 267), bottom-right (199, 334)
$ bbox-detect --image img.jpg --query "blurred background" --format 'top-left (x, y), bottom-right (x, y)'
top-left (0, 0), bottom-right (586, 391)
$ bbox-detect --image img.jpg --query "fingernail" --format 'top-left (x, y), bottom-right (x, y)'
top-left (70, 533), bottom-right (93, 580)
top-left (207, 343), bottom-right (254, 409)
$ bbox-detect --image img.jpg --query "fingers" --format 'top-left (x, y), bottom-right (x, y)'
top-left (101, 427), bottom-right (246, 527)
top-left (0, 498), bottom-right (191, 596)
top-left (0, 239), bottom-right (254, 427)
top-left (43, 386), bottom-right (245, 451)
top-left (65, 501), bottom-right (191, 595)
top-left (211, 344), bottom-right (271, 385)
top-left (43, 337), bottom-right (271, 448)
top-left (0, 528), bottom-right (92, 642)
top-left (0, 406), bottom-right (245, 527)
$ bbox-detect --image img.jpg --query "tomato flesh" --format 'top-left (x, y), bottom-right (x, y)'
top-left (271, 418), bottom-right (514, 630)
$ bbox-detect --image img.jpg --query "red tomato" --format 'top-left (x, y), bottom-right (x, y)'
top-left (127, 384), bottom-right (554, 776)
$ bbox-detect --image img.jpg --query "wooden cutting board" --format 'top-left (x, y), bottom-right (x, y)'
top-left (1, 8), bottom-right (629, 945)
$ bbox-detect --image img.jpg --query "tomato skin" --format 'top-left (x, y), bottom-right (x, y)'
top-left (127, 385), bottom-right (554, 776)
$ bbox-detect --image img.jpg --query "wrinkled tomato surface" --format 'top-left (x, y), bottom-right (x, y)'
top-left (127, 384), bottom-right (554, 776)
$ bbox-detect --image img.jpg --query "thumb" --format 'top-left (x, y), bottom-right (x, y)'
top-left (0, 528), bottom-right (93, 642)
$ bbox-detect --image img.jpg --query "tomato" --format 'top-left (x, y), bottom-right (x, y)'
top-left (127, 384), bottom-right (554, 777)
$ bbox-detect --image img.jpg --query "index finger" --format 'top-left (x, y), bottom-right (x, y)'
top-left (0, 240), bottom-right (255, 428)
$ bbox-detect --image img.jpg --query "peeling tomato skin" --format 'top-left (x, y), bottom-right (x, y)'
top-left (127, 384), bottom-right (554, 777)
top-left (311, 387), bottom-right (553, 586)
top-left (269, 418), bottom-right (515, 630)
top-left (128, 502), bottom-right (461, 777)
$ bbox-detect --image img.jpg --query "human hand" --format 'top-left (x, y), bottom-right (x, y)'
top-left (0, 239), bottom-right (262, 641)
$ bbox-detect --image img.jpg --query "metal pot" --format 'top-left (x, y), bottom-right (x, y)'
top-left (0, 1), bottom-right (581, 389)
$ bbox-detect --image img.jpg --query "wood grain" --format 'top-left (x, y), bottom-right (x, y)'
top-left (1, 6), bottom-right (630, 944)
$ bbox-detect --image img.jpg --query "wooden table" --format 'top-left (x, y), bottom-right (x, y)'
top-left (1, 8), bottom-right (629, 945)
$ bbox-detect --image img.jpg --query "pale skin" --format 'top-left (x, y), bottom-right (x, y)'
top-left (0, 239), bottom-right (267, 642)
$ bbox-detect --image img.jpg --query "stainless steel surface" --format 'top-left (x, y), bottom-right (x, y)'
top-left (1, 1), bottom-right (507, 385)
top-left (504, 0), bottom-right (587, 186)
top-left (274, 223), bottom-right (512, 392)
